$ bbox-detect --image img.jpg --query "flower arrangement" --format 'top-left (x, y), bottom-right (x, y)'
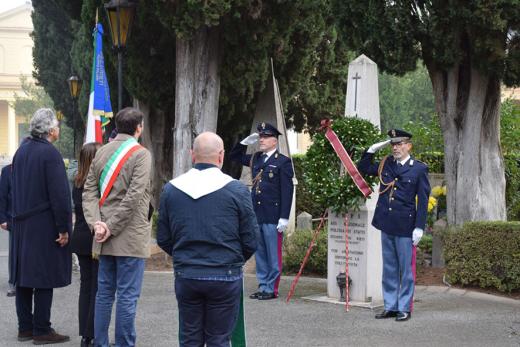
top-left (303, 117), bottom-right (384, 214)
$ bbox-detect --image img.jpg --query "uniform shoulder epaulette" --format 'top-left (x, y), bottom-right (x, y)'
top-left (414, 159), bottom-right (428, 167)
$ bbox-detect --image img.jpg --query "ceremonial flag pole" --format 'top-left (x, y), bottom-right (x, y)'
top-left (85, 17), bottom-right (113, 144)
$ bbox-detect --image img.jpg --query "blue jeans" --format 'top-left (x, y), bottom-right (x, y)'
top-left (175, 277), bottom-right (242, 347)
top-left (381, 231), bottom-right (414, 312)
top-left (255, 223), bottom-right (283, 295)
top-left (94, 256), bottom-right (145, 347)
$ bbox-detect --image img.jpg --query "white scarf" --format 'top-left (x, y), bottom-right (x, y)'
top-left (169, 167), bottom-right (235, 199)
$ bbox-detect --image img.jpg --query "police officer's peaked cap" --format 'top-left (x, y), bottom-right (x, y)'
top-left (257, 122), bottom-right (282, 137)
top-left (387, 129), bottom-right (412, 144)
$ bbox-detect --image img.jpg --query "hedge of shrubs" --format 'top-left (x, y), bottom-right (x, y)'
top-left (283, 228), bottom-right (328, 276)
top-left (444, 221), bottom-right (520, 292)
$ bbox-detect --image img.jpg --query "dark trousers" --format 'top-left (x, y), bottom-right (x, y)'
top-left (16, 286), bottom-right (53, 336)
top-left (175, 277), bottom-right (242, 347)
top-left (78, 255), bottom-right (98, 339)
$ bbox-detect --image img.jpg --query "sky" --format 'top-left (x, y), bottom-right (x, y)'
top-left (0, 0), bottom-right (30, 14)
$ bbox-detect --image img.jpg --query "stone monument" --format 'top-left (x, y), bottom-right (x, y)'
top-left (326, 54), bottom-right (383, 307)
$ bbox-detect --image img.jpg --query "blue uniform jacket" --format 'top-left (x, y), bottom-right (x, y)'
top-left (358, 152), bottom-right (431, 237)
top-left (229, 143), bottom-right (294, 224)
top-left (156, 164), bottom-right (258, 278)
top-left (0, 165), bottom-right (12, 230)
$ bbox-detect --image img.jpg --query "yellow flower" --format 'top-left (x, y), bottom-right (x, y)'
top-left (427, 196), bottom-right (437, 212)
top-left (442, 185), bottom-right (447, 196)
top-left (63, 158), bottom-right (69, 169)
top-left (431, 185), bottom-right (444, 198)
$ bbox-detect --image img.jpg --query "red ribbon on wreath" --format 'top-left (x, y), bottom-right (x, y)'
top-left (319, 119), bottom-right (372, 198)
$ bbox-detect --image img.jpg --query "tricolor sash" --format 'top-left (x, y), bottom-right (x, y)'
top-left (320, 119), bottom-right (372, 198)
top-left (99, 138), bottom-right (142, 206)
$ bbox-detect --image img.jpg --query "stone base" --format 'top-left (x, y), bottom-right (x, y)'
top-left (303, 294), bottom-right (383, 309)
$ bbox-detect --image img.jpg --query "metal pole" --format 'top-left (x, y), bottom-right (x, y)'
top-left (116, 5), bottom-right (122, 112)
top-left (118, 50), bottom-right (123, 112)
top-left (72, 98), bottom-right (76, 158)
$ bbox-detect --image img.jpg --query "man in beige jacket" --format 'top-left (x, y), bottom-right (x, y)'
top-left (83, 107), bottom-right (152, 347)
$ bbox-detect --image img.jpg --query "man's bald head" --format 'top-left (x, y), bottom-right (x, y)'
top-left (192, 132), bottom-right (225, 168)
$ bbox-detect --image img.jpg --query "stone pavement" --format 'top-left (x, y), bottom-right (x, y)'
top-left (0, 231), bottom-right (519, 346)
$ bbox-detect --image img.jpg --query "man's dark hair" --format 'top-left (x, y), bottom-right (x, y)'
top-left (115, 107), bottom-right (144, 135)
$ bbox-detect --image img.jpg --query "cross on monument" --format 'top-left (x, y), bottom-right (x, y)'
top-left (352, 72), bottom-right (361, 112)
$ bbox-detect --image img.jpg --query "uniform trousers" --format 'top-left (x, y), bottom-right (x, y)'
top-left (255, 223), bottom-right (283, 295)
top-left (175, 277), bottom-right (242, 347)
top-left (381, 231), bottom-right (414, 312)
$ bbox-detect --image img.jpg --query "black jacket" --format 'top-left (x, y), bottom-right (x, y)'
top-left (70, 186), bottom-right (93, 255)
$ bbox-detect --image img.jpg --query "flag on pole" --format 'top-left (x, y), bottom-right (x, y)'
top-left (85, 23), bottom-right (113, 144)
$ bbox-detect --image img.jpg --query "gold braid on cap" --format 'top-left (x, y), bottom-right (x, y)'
top-left (377, 155), bottom-right (395, 199)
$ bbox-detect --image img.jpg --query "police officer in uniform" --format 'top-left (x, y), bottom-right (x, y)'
top-left (230, 122), bottom-right (294, 300)
top-left (357, 129), bottom-right (430, 321)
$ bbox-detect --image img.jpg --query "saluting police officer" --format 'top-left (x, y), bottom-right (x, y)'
top-left (357, 129), bottom-right (430, 321)
top-left (230, 122), bottom-right (294, 300)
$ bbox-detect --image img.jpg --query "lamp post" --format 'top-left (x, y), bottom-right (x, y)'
top-left (68, 75), bottom-right (82, 157)
top-left (104, 0), bottom-right (136, 112)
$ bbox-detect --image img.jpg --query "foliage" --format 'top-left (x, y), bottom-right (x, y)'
top-left (500, 100), bottom-right (520, 155)
top-left (418, 233), bottom-right (432, 256)
top-left (379, 63), bottom-right (436, 132)
top-left (444, 222), bottom-right (520, 292)
top-left (504, 154), bottom-right (520, 221)
top-left (303, 117), bottom-right (383, 214)
top-left (31, 0), bottom-right (77, 130)
top-left (293, 154), bottom-right (323, 218)
top-left (333, 2), bottom-right (520, 86)
top-left (11, 77), bottom-right (74, 159)
top-left (283, 228), bottom-right (328, 276)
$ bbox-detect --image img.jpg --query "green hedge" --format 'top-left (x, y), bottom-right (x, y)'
top-left (283, 228), bottom-right (328, 276)
top-left (444, 221), bottom-right (520, 292)
top-left (293, 154), bottom-right (323, 218)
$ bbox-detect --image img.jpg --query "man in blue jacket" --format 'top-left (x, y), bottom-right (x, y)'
top-left (157, 132), bottom-right (257, 347)
top-left (230, 122), bottom-right (294, 300)
top-left (0, 164), bottom-right (15, 297)
top-left (358, 129), bottom-right (430, 322)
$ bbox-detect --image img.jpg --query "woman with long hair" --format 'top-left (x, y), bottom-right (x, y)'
top-left (70, 142), bottom-right (101, 347)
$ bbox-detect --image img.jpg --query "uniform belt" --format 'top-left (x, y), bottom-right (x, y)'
top-left (13, 201), bottom-right (51, 221)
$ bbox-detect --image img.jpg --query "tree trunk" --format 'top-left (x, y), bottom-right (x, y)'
top-left (137, 100), bottom-right (174, 208)
top-left (428, 64), bottom-right (506, 225)
top-left (173, 26), bottom-right (221, 177)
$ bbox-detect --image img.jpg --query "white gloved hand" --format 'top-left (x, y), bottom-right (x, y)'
top-left (367, 139), bottom-right (391, 153)
top-left (412, 228), bottom-right (423, 246)
top-left (240, 133), bottom-right (259, 145)
top-left (277, 218), bottom-right (289, 233)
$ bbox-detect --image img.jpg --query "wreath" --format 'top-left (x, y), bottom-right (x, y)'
top-left (303, 117), bottom-right (384, 214)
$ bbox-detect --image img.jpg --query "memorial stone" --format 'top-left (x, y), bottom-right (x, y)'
top-left (326, 54), bottom-right (383, 306)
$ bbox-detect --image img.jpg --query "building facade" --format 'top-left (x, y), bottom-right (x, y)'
top-left (0, 2), bottom-right (33, 159)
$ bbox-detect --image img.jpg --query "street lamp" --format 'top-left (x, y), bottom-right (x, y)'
top-left (68, 75), bottom-right (82, 157)
top-left (104, 0), bottom-right (136, 112)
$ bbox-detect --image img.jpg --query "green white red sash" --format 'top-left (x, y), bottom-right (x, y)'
top-left (99, 138), bottom-right (142, 206)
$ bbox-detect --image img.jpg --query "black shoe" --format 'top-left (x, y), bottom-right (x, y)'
top-left (249, 291), bottom-right (262, 299)
top-left (396, 311), bottom-right (411, 321)
top-left (258, 292), bottom-right (277, 300)
top-left (6, 289), bottom-right (15, 297)
top-left (81, 337), bottom-right (93, 347)
top-left (375, 310), bottom-right (398, 319)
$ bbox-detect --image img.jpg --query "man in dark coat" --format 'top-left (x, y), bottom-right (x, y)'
top-left (357, 129), bottom-right (430, 322)
top-left (229, 122), bottom-right (294, 300)
top-left (157, 132), bottom-right (257, 346)
top-left (11, 108), bottom-right (72, 344)
top-left (0, 164), bottom-right (15, 296)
